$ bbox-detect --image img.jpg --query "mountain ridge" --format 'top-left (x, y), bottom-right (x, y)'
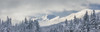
top-left (39, 9), bottom-right (100, 26)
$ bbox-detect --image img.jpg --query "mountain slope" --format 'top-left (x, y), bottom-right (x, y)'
top-left (39, 9), bottom-right (100, 26)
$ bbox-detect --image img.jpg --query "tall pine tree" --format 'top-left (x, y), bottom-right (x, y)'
top-left (65, 19), bottom-right (68, 26)
top-left (34, 20), bottom-right (40, 32)
top-left (90, 10), bottom-right (97, 29)
top-left (24, 18), bottom-right (28, 24)
top-left (83, 11), bottom-right (90, 32)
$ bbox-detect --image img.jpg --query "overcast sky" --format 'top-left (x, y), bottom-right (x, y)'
top-left (0, 0), bottom-right (100, 22)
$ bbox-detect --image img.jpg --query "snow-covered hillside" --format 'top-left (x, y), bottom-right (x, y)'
top-left (39, 9), bottom-right (100, 26)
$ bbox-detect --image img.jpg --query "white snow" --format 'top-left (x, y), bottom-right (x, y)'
top-left (39, 9), bottom-right (100, 26)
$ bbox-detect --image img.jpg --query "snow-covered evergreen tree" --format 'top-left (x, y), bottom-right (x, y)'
top-left (69, 20), bottom-right (74, 32)
top-left (82, 11), bottom-right (90, 32)
top-left (6, 16), bottom-right (12, 27)
top-left (0, 19), bottom-right (1, 24)
top-left (65, 19), bottom-right (68, 26)
top-left (74, 16), bottom-right (79, 25)
top-left (34, 20), bottom-right (40, 32)
top-left (24, 18), bottom-right (28, 24)
top-left (90, 10), bottom-right (98, 29)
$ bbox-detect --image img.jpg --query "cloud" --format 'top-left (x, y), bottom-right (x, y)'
top-left (49, 9), bottom-right (78, 17)
top-left (87, 0), bottom-right (100, 4)
top-left (89, 4), bottom-right (100, 10)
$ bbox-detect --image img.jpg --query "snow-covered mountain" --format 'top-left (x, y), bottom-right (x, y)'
top-left (39, 9), bottom-right (100, 26)
top-left (27, 15), bottom-right (56, 22)
top-left (40, 15), bottom-right (56, 21)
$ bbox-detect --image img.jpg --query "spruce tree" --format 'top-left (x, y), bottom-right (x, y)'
top-left (74, 16), bottom-right (79, 25)
top-left (92, 10), bottom-right (97, 29)
top-left (0, 19), bottom-right (1, 24)
top-left (27, 20), bottom-right (33, 29)
top-left (34, 20), bottom-right (40, 32)
top-left (6, 16), bottom-right (12, 27)
top-left (25, 18), bottom-right (28, 24)
top-left (65, 19), bottom-right (68, 26)
top-left (83, 11), bottom-right (90, 32)
top-left (90, 10), bottom-right (98, 30)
